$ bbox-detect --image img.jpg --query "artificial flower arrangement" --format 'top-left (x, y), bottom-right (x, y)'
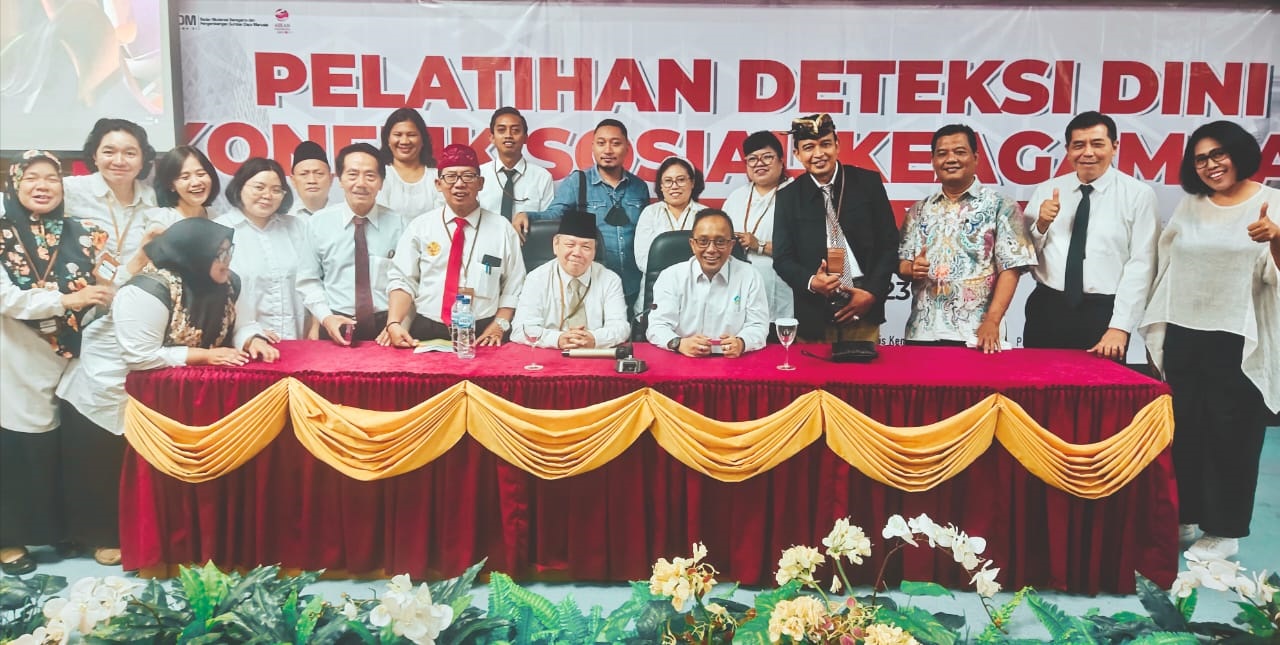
top-left (2, 514), bottom-right (1276, 644)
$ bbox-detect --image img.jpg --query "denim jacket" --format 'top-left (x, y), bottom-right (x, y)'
top-left (528, 166), bottom-right (650, 301)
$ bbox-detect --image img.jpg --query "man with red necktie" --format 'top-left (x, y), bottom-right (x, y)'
top-left (382, 144), bottom-right (526, 347)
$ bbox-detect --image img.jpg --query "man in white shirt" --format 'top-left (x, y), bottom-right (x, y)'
top-left (1023, 111), bottom-right (1159, 359)
top-left (646, 209), bottom-right (769, 357)
top-left (512, 209), bottom-right (630, 349)
top-left (288, 141), bottom-right (334, 218)
top-left (382, 144), bottom-right (526, 346)
top-left (296, 142), bottom-right (406, 345)
top-left (478, 107), bottom-right (555, 221)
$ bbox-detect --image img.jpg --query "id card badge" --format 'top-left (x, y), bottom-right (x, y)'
top-left (94, 251), bottom-right (121, 284)
top-left (458, 287), bottom-right (476, 298)
top-left (826, 247), bottom-right (845, 275)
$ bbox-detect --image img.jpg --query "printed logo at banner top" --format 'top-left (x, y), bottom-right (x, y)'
top-left (275, 9), bottom-right (289, 20)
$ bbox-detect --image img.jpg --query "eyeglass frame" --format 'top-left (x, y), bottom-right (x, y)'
top-left (439, 172), bottom-right (481, 185)
top-left (691, 237), bottom-right (734, 250)
top-left (744, 152), bottom-right (779, 167)
top-left (1192, 148), bottom-right (1229, 169)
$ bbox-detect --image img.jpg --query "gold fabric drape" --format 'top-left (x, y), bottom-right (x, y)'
top-left (123, 377), bottom-right (1174, 499)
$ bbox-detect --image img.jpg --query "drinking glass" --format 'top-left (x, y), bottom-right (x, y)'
top-left (523, 326), bottom-right (543, 371)
top-left (775, 317), bottom-right (798, 371)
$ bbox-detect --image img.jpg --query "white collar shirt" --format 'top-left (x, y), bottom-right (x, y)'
top-left (296, 201), bottom-right (406, 322)
top-left (478, 157), bottom-right (556, 217)
top-left (511, 260), bottom-right (630, 349)
top-left (386, 205), bottom-right (527, 322)
top-left (62, 173), bottom-right (157, 285)
top-left (214, 210), bottom-right (310, 339)
top-left (645, 256), bottom-right (770, 352)
top-left (1025, 167), bottom-right (1160, 332)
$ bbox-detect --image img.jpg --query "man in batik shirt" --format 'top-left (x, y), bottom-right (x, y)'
top-left (897, 124), bottom-right (1036, 353)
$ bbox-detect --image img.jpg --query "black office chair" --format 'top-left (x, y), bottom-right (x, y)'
top-left (522, 218), bottom-right (560, 271)
top-left (632, 231), bottom-right (750, 341)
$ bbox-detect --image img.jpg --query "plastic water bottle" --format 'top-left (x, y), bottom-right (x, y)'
top-left (451, 295), bottom-right (476, 359)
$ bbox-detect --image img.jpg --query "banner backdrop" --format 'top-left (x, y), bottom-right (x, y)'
top-left (176, 1), bottom-right (1280, 356)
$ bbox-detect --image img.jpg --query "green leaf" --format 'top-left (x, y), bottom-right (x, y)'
top-left (731, 581), bottom-right (801, 645)
top-left (1126, 633), bottom-right (1200, 644)
top-left (1135, 573), bottom-right (1189, 632)
top-left (1026, 591), bottom-right (1099, 644)
top-left (1111, 611), bottom-right (1150, 623)
top-left (598, 581), bottom-right (654, 641)
top-left (634, 600), bottom-right (676, 642)
top-left (933, 612), bottom-right (966, 631)
top-left (878, 605), bottom-right (959, 645)
top-left (294, 594), bottom-right (324, 644)
top-left (900, 580), bottom-right (954, 598)
top-left (429, 559), bottom-right (487, 608)
top-left (1175, 588), bottom-right (1197, 623)
top-left (1233, 601), bottom-right (1274, 632)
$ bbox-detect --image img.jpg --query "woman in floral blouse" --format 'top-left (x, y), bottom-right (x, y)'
top-left (58, 218), bottom-right (279, 566)
top-left (0, 151), bottom-right (113, 574)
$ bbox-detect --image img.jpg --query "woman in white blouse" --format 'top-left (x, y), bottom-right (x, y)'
top-left (633, 157), bottom-right (707, 312)
top-left (62, 118), bottom-right (158, 284)
top-left (376, 108), bottom-right (439, 220)
top-left (213, 158), bottom-right (309, 340)
top-left (58, 219), bottom-right (278, 565)
top-left (131, 146), bottom-right (223, 267)
top-left (1, 151), bottom-right (114, 574)
top-left (1141, 120), bottom-right (1280, 561)
top-left (722, 131), bottom-right (794, 321)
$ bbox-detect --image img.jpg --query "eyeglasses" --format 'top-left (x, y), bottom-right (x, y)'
top-left (745, 153), bottom-right (778, 167)
top-left (661, 176), bottom-right (691, 188)
top-left (215, 244), bottom-right (235, 264)
top-left (247, 183), bottom-right (284, 197)
top-left (691, 237), bottom-right (733, 249)
top-left (440, 172), bottom-right (480, 185)
top-left (1193, 148), bottom-right (1229, 169)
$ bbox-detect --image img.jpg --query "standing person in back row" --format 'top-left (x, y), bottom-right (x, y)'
top-left (478, 107), bottom-right (555, 221)
top-left (772, 113), bottom-right (898, 343)
top-left (512, 119), bottom-right (650, 311)
top-left (1022, 111), bottom-right (1159, 359)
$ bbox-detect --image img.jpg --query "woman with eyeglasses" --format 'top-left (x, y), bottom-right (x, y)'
top-left (1140, 120), bottom-right (1280, 561)
top-left (1, 151), bottom-right (114, 574)
top-left (58, 218), bottom-right (279, 566)
top-left (376, 108), bottom-right (440, 220)
top-left (62, 118), bottom-right (158, 285)
top-left (722, 131), bottom-right (794, 321)
top-left (633, 157), bottom-right (707, 312)
top-left (213, 158), bottom-right (308, 340)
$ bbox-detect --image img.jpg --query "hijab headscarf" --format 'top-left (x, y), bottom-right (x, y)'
top-left (1, 150), bottom-right (101, 357)
top-left (132, 218), bottom-right (239, 348)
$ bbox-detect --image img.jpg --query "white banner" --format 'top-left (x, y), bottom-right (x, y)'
top-left (176, 1), bottom-right (1280, 357)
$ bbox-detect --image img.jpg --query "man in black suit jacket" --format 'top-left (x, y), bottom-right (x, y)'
top-left (773, 114), bottom-right (899, 342)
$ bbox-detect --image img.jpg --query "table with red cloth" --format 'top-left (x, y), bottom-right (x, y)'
top-left (120, 342), bottom-right (1177, 593)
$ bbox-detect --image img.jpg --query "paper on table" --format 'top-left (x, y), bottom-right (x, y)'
top-left (965, 336), bottom-right (1013, 351)
top-left (414, 338), bottom-right (455, 353)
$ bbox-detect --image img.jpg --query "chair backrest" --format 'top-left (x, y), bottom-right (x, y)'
top-left (522, 219), bottom-right (560, 271)
top-left (643, 230), bottom-right (694, 315)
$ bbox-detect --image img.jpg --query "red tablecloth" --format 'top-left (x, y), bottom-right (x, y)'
top-left (121, 342), bottom-right (1177, 593)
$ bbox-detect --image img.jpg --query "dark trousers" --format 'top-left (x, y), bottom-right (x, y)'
top-left (1022, 283), bottom-right (1114, 349)
top-left (0, 427), bottom-right (62, 546)
top-left (1164, 325), bottom-right (1268, 537)
top-left (58, 401), bottom-right (126, 548)
top-left (318, 311), bottom-right (389, 343)
top-left (409, 315), bottom-right (499, 342)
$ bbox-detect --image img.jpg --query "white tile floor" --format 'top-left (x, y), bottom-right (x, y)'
top-left (22, 429), bottom-right (1280, 640)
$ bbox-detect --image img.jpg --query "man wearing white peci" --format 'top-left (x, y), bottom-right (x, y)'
top-left (511, 209), bottom-right (630, 349)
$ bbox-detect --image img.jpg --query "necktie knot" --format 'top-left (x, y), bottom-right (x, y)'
top-left (453, 217), bottom-right (467, 231)
top-left (353, 216), bottom-right (367, 229)
top-left (502, 168), bottom-right (517, 181)
top-left (1079, 184), bottom-right (1094, 196)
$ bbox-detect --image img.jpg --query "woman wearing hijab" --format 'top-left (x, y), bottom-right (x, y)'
top-left (58, 218), bottom-right (279, 565)
top-left (1, 151), bottom-right (113, 574)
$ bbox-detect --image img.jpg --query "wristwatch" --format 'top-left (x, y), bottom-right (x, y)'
top-left (667, 337), bottom-right (681, 351)
top-left (494, 318), bottom-right (511, 332)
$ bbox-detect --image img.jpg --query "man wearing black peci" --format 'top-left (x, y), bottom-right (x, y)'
top-left (772, 113), bottom-right (899, 343)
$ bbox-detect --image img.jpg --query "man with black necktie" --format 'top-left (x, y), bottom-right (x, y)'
top-left (1023, 111), bottom-right (1159, 359)
top-left (297, 142), bottom-right (406, 345)
top-left (478, 107), bottom-right (555, 222)
top-left (772, 113), bottom-right (899, 343)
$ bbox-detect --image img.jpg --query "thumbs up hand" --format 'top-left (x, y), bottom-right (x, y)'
top-left (911, 246), bottom-right (931, 282)
top-left (1036, 188), bottom-right (1061, 234)
top-left (1247, 202), bottom-right (1279, 243)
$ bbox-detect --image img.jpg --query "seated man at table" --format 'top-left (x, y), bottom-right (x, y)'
top-left (897, 124), bottom-right (1036, 353)
top-left (646, 209), bottom-right (769, 358)
top-left (297, 142), bottom-right (406, 344)
top-left (511, 209), bottom-right (630, 349)
top-left (381, 144), bottom-right (526, 347)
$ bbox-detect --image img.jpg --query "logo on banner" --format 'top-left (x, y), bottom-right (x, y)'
top-left (274, 8), bottom-right (291, 34)
top-left (178, 13), bottom-right (199, 31)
